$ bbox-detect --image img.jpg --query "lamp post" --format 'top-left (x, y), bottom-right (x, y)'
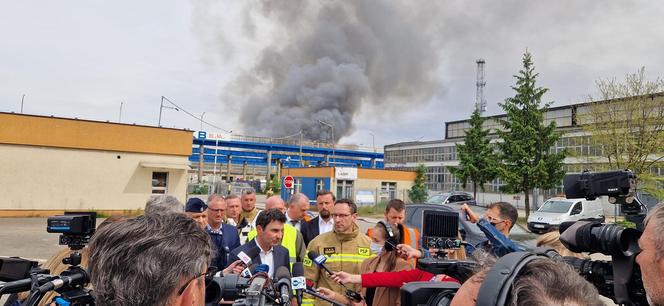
top-left (158, 96), bottom-right (179, 126)
top-left (200, 112), bottom-right (206, 131)
top-left (318, 120), bottom-right (335, 166)
top-left (369, 131), bottom-right (376, 153)
top-left (119, 101), bottom-right (123, 122)
top-left (20, 94), bottom-right (25, 113)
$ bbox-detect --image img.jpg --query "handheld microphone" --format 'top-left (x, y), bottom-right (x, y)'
top-left (274, 266), bottom-right (292, 306)
top-left (291, 263), bottom-right (306, 306)
top-left (307, 251), bottom-right (334, 275)
top-left (304, 280), bottom-right (345, 306)
top-left (246, 264), bottom-right (269, 296)
top-left (307, 251), bottom-right (363, 303)
top-left (238, 247), bottom-right (260, 277)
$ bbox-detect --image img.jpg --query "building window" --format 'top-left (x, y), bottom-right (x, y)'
top-left (381, 182), bottom-right (397, 200)
top-left (152, 172), bottom-right (168, 194)
top-left (315, 179), bottom-right (325, 191)
top-left (336, 180), bottom-right (354, 200)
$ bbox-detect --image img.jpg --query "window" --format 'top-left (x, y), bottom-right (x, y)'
top-left (381, 182), bottom-right (397, 200)
top-left (315, 179), bottom-right (325, 191)
top-left (152, 172), bottom-right (168, 194)
top-left (336, 180), bottom-right (354, 200)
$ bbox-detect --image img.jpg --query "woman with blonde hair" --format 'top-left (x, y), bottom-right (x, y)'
top-left (536, 230), bottom-right (589, 259)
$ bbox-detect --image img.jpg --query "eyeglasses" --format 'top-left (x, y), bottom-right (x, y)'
top-left (177, 266), bottom-right (218, 295)
top-left (331, 213), bottom-right (352, 219)
top-left (484, 215), bottom-right (505, 224)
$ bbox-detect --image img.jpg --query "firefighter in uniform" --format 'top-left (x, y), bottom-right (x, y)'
top-left (366, 199), bottom-right (420, 267)
top-left (304, 199), bottom-right (372, 306)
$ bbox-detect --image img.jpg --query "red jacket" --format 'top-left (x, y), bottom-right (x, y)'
top-left (361, 269), bottom-right (459, 288)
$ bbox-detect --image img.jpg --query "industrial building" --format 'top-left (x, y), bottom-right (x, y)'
top-left (0, 112), bottom-right (192, 216)
top-left (384, 94), bottom-right (664, 210)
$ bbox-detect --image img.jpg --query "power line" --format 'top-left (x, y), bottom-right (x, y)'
top-left (161, 96), bottom-right (232, 133)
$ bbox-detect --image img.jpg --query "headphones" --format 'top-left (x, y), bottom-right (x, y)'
top-left (476, 248), bottom-right (558, 306)
top-left (376, 220), bottom-right (404, 252)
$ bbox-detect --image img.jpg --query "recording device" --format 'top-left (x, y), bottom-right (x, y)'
top-left (564, 170), bottom-right (646, 229)
top-left (422, 210), bottom-right (461, 257)
top-left (303, 280), bottom-right (345, 306)
top-left (205, 264), bottom-right (288, 306)
top-left (559, 221), bottom-right (646, 305)
top-left (307, 251), bottom-right (363, 303)
top-left (237, 247), bottom-right (261, 277)
top-left (291, 263), bottom-right (305, 306)
top-left (0, 213), bottom-right (97, 306)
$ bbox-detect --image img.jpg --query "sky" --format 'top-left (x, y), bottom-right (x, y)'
top-left (2, 1), bottom-right (663, 151)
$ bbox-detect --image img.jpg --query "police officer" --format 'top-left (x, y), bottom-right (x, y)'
top-left (185, 197), bottom-right (208, 230)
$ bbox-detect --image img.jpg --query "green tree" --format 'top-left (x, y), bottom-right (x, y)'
top-left (580, 67), bottom-right (664, 200)
top-left (496, 52), bottom-right (567, 218)
top-left (409, 164), bottom-right (428, 203)
top-left (449, 108), bottom-right (499, 200)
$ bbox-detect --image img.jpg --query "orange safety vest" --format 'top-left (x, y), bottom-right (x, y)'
top-left (367, 223), bottom-right (420, 268)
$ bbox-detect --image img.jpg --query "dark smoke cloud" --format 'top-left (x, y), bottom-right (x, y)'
top-left (232, 1), bottom-right (444, 142)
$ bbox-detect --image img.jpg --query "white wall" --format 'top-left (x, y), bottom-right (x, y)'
top-left (0, 144), bottom-right (188, 211)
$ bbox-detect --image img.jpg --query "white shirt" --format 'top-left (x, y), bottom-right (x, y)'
top-left (286, 213), bottom-right (302, 231)
top-left (257, 242), bottom-right (275, 278)
top-left (318, 216), bottom-right (334, 234)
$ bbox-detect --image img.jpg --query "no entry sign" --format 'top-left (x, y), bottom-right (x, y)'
top-left (283, 176), bottom-right (294, 189)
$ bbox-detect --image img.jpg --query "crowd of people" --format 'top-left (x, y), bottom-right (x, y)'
top-left (9, 190), bottom-right (664, 306)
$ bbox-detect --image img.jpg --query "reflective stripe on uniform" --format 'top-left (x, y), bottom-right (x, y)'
top-left (324, 253), bottom-right (374, 263)
top-left (302, 298), bottom-right (316, 306)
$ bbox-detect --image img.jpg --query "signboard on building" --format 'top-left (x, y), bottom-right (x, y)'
top-left (193, 131), bottom-right (228, 140)
top-left (355, 190), bottom-right (375, 206)
top-left (335, 167), bottom-right (358, 180)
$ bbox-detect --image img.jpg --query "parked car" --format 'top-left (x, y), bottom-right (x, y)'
top-left (404, 203), bottom-right (486, 247)
top-left (426, 192), bottom-right (477, 206)
top-left (527, 197), bottom-right (605, 233)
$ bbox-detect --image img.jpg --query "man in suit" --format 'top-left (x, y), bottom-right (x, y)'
top-left (302, 190), bottom-right (335, 246)
top-left (229, 208), bottom-right (290, 277)
top-left (206, 194), bottom-right (241, 269)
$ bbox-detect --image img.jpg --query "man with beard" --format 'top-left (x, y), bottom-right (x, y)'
top-left (302, 190), bottom-right (335, 245)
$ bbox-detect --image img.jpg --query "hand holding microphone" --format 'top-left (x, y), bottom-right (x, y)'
top-left (307, 251), bottom-right (363, 303)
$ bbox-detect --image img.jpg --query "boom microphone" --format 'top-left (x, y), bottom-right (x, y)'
top-left (274, 266), bottom-right (292, 306)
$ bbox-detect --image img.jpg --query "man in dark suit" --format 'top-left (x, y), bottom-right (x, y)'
top-left (302, 190), bottom-right (335, 246)
top-left (203, 195), bottom-right (241, 269)
top-left (229, 208), bottom-right (290, 277)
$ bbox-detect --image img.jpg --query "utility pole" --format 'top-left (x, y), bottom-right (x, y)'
top-left (20, 94), bottom-right (25, 113)
top-left (119, 101), bottom-right (123, 122)
top-left (158, 96), bottom-right (179, 126)
top-left (318, 120), bottom-right (335, 166)
top-left (299, 130), bottom-right (304, 167)
top-left (200, 112), bottom-right (206, 131)
top-left (369, 131), bottom-right (376, 153)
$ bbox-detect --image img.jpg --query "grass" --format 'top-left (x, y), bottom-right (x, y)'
top-left (357, 201), bottom-right (388, 219)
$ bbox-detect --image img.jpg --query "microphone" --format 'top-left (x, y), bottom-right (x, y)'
top-left (307, 251), bottom-right (363, 303)
top-left (246, 264), bottom-right (270, 297)
top-left (291, 263), bottom-right (306, 306)
top-left (238, 247), bottom-right (260, 277)
top-left (274, 266), bottom-right (292, 306)
top-left (307, 251), bottom-right (334, 275)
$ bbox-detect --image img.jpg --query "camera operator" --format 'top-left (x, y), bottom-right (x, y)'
top-left (460, 202), bottom-right (523, 257)
top-left (88, 213), bottom-right (213, 306)
top-left (637, 201), bottom-right (664, 305)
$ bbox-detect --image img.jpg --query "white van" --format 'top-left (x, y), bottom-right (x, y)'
top-left (527, 197), bottom-right (605, 233)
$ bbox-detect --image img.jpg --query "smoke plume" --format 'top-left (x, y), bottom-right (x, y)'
top-left (218, 0), bottom-right (444, 142)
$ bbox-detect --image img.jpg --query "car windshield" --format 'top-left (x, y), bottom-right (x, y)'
top-left (426, 195), bottom-right (445, 204)
top-left (538, 200), bottom-right (573, 213)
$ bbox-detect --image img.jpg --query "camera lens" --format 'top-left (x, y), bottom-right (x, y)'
top-left (562, 222), bottom-right (641, 257)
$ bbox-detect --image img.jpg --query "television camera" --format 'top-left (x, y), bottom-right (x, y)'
top-left (0, 212), bottom-right (96, 306)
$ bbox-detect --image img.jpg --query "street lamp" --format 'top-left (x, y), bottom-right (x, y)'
top-left (200, 112), bottom-right (206, 131)
top-left (158, 96), bottom-right (179, 126)
top-left (369, 131), bottom-right (376, 153)
top-left (20, 94), bottom-right (25, 113)
top-left (318, 120), bottom-right (335, 166)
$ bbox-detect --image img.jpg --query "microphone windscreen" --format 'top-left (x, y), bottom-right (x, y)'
top-left (274, 266), bottom-right (291, 280)
top-left (292, 262), bottom-right (304, 277)
top-left (307, 251), bottom-right (320, 260)
top-left (254, 264), bottom-right (269, 274)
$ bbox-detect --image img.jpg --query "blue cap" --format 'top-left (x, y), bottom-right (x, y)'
top-left (185, 198), bottom-right (208, 213)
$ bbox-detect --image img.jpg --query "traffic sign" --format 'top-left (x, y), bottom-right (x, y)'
top-left (283, 176), bottom-right (294, 189)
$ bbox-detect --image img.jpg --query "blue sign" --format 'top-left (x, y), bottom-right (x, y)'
top-left (197, 131), bottom-right (207, 139)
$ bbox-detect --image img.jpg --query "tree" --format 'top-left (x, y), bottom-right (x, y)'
top-left (449, 108), bottom-right (499, 200)
top-left (409, 164), bottom-right (428, 203)
top-left (496, 52), bottom-right (567, 218)
top-left (580, 67), bottom-right (664, 200)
